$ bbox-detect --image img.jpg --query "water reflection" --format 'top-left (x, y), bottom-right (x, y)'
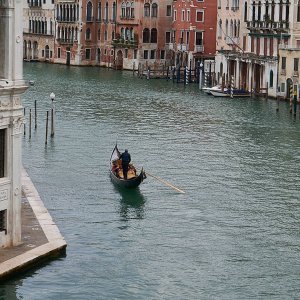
top-left (0, 281), bottom-right (19, 300)
top-left (114, 185), bottom-right (146, 221)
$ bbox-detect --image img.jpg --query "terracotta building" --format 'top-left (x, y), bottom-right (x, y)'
top-left (171, 0), bottom-right (217, 68)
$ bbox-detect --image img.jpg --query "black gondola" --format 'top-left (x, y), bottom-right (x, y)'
top-left (110, 145), bottom-right (146, 188)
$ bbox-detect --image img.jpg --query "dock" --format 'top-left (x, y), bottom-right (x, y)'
top-left (0, 168), bottom-right (67, 281)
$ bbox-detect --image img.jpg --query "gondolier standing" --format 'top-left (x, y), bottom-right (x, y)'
top-left (119, 149), bottom-right (131, 179)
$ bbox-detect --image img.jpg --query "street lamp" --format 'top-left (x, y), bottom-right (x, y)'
top-left (199, 62), bottom-right (203, 90)
top-left (50, 92), bottom-right (55, 137)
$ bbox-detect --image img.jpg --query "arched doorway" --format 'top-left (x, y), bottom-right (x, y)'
top-left (33, 41), bottom-right (38, 60)
top-left (115, 50), bottom-right (123, 70)
top-left (45, 45), bottom-right (50, 59)
top-left (286, 78), bottom-right (293, 99)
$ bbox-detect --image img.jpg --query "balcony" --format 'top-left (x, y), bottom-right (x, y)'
top-left (56, 17), bottom-right (78, 23)
top-left (56, 38), bottom-right (74, 45)
top-left (165, 43), bottom-right (174, 50)
top-left (246, 20), bottom-right (289, 31)
top-left (225, 36), bottom-right (240, 45)
top-left (86, 17), bottom-right (94, 23)
top-left (111, 38), bottom-right (138, 48)
top-left (177, 43), bottom-right (188, 51)
top-left (194, 45), bottom-right (204, 52)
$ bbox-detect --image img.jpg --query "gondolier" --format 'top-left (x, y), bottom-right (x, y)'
top-left (119, 149), bottom-right (131, 180)
top-left (110, 145), bottom-right (146, 188)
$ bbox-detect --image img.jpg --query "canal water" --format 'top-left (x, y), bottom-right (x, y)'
top-left (1, 62), bottom-right (300, 299)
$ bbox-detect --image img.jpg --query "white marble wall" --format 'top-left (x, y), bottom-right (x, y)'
top-left (0, 0), bottom-right (27, 247)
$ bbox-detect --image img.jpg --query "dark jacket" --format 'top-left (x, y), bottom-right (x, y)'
top-left (120, 152), bottom-right (131, 164)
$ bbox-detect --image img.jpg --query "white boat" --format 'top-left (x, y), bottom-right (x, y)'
top-left (202, 85), bottom-right (227, 95)
top-left (211, 89), bottom-right (250, 97)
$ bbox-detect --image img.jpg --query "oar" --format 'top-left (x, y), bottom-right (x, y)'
top-left (144, 171), bottom-right (185, 194)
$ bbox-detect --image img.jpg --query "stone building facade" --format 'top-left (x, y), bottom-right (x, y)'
top-left (0, 0), bottom-right (27, 248)
top-left (171, 0), bottom-right (217, 69)
top-left (23, 0), bottom-right (56, 62)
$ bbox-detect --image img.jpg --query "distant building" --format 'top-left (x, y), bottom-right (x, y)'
top-left (0, 1), bottom-right (27, 247)
top-left (23, 0), bottom-right (56, 62)
top-left (171, 0), bottom-right (217, 68)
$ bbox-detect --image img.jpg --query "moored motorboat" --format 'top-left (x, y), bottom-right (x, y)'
top-left (110, 145), bottom-right (146, 188)
top-left (211, 89), bottom-right (250, 97)
top-left (202, 85), bottom-right (227, 95)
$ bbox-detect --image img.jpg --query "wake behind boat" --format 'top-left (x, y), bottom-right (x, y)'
top-left (110, 145), bottom-right (146, 188)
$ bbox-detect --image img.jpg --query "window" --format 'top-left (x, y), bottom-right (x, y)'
top-left (166, 5), bottom-right (171, 16)
top-left (151, 28), bottom-right (157, 43)
top-left (196, 10), bottom-right (204, 22)
top-left (282, 57), bottom-right (286, 70)
top-left (134, 49), bottom-right (137, 59)
top-left (131, 2), bottom-right (135, 18)
top-left (0, 210), bottom-right (7, 234)
top-left (144, 3), bottom-right (150, 17)
top-left (270, 70), bottom-right (273, 87)
top-left (58, 47), bottom-right (61, 58)
top-left (298, 1), bottom-right (300, 22)
top-left (104, 30), bottom-right (107, 40)
top-left (125, 48), bottom-right (128, 58)
top-left (152, 3), bottom-right (158, 17)
top-left (143, 28), bottom-right (150, 43)
top-left (86, 28), bottom-right (91, 40)
top-left (121, 2), bottom-right (126, 18)
top-left (160, 50), bottom-right (165, 59)
top-left (86, 48), bottom-right (91, 59)
top-left (173, 9), bottom-right (177, 21)
top-left (143, 50), bottom-right (148, 59)
top-left (87, 1), bottom-right (93, 21)
top-left (187, 9), bottom-right (190, 22)
top-left (0, 129), bottom-right (5, 178)
top-left (182, 10), bottom-right (185, 21)
top-left (166, 31), bottom-right (171, 43)
top-left (150, 50), bottom-right (155, 59)
top-left (195, 32), bottom-right (203, 45)
top-left (294, 58), bottom-right (299, 72)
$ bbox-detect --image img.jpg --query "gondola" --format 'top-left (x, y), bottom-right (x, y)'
top-left (110, 145), bottom-right (146, 188)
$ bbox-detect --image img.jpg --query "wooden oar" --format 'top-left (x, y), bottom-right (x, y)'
top-left (145, 171), bottom-right (185, 194)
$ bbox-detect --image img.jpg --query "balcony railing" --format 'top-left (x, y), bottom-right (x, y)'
top-left (194, 45), bottom-right (204, 52)
top-left (225, 36), bottom-right (240, 45)
top-left (165, 43), bottom-right (173, 50)
top-left (177, 44), bottom-right (188, 51)
top-left (111, 38), bottom-right (138, 48)
top-left (86, 17), bottom-right (94, 22)
top-left (56, 38), bottom-right (74, 45)
top-left (247, 20), bottom-right (289, 31)
top-left (56, 17), bottom-right (78, 23)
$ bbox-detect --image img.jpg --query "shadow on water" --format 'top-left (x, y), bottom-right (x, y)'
top-left (113, 185), bottom-right (146, 221)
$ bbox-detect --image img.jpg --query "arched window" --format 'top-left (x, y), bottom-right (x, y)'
top-left (98, 2), bottom-right (102, 21)
top-left (218, 19), bottom-right (222, 38)
top-left (112, 2), bottom-right (116, 21)
top-left (98, 29), bottom-right (101, 40)
top-left (104, 30), bottom-right (107, 40)
top-left (244, 2), bottom-right (247, 22)
top-left (121, 2), bottom-right (126, 18)
top-left (105, 2), bottom-right (108, 21)
top-left (286, 2), bottom-right (289, 21)
top-left (252, 1), bottom-right (255, 21)
top-left (152, 3), bottom-right (158, 17)
top-left (86, 28), bottom-right (91, 40)
top-left (126, 2), bottom-right (130, 18)
top-left (121, 27), bottom-right (125, 39)
top-left (271, 1), bottom-right (275, 20)
top-left (270, 70), bottom-right (273, 87)
top-left (131, 2), bottom-right (135, 18)
top-left (151, 28), bottom-right (157, 43)
top-left (125, 27), bottom-right (130, 40)
top-left (87, 1), bottom-right (93, 21)
top-left (143, 28), bottom-right (150, 43)
top-left (265, 1), bottom-right (269, 18)
top-left (225, 19), bottom-right (228, 37)
top-left (45, 45), bottom-right (50, 59)
top-left (258, 1), bottom-right (261, 21)
top-left (144, 3), bottom-right (150, 17)
top-left (279, 0), bottom-right (283, 21)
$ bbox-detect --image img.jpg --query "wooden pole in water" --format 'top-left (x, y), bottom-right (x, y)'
top-left (45, 111), bottom-right (48, 145)
top-left (23, 107), bottom-right (26, 136)
top-left (34, 100), bottom-right (37, 129)
top-left (29, 109), bottom-right (32, 139)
